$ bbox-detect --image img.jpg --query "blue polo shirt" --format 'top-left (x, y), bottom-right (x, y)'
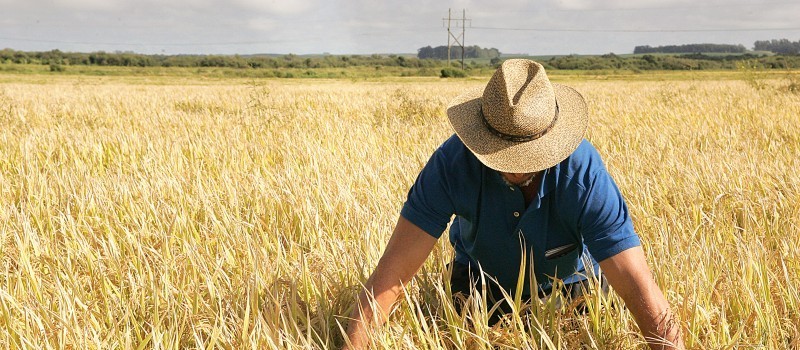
top-left (400, 135), bottom-right (640, 295)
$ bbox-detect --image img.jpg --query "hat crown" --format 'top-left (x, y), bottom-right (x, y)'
top-left (481, 60), bottom-right (556, 138)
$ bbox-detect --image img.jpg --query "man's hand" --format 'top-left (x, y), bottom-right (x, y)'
top-left (599, 247), bottom-right (685, 350)
top-left (343, 216), bottom-right (437, 350)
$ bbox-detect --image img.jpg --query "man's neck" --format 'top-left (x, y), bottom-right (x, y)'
top-left (520, 172), bottom-right (543, 208)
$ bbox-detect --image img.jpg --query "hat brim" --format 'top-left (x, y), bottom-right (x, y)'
top-left (447, 84), bottom-right (588, 173)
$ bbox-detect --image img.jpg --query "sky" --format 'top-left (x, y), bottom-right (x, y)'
top-left (1, 0), bottom-right (799, 56)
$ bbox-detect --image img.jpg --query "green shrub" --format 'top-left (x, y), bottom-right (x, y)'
top-left (440, 67), bottom-right (467, 78)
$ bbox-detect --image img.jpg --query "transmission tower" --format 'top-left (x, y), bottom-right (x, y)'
top-left (442, 8), bottom-right (471, 69)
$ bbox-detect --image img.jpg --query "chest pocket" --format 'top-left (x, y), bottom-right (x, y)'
top-left (541, 241), bottom-right (581, 280)
top-left (530, 196), bottom-right (583, 282)
top-left (521, 224), bottom-right (583, 283)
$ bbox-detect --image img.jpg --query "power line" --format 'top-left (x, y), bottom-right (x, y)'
top-left (555, 1), bottom-right (799, 12)
top-left (473, 1), bottom-right (800, 15)
top-left (471, 26), bottom-right (800, 33)
top-left (495, 2), bottom-right (799, 13)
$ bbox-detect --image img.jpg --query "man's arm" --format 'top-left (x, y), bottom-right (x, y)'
top-left (599, 247), bottom-right (684, 350)
top-left (343, 216), bottom-right (437, 350)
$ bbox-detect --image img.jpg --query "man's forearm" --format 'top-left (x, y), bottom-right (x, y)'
top-left (626, 288), bottom-right (684, 350)
top-left (344, 278), bottom-right (404, 349)
top-left (343, 217), bottom-right (438, 349)
top-left (599, 247), bottom-right (684, 350)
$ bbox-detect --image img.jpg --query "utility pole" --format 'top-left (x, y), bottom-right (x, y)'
top-left (442, 8), bottom-right (471, 69)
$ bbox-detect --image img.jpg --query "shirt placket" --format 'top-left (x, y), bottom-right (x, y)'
top-left (504, 183), bottom-right (527, 238)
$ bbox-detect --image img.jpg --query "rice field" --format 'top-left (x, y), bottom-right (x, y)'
top-left (0, 72), bottom-right (799, 349)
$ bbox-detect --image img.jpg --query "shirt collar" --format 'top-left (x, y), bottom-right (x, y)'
top-left (491, 166), bottom-right (556, 210)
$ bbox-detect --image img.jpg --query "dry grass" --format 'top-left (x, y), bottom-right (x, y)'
top-left (0, 74), bottom-right (799, 349)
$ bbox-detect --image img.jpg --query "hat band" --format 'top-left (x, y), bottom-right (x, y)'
top-left (480, 100), bottom-right (560, 142)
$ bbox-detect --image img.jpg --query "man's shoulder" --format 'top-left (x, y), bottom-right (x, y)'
top-left (433, 134), bottom-right (478, 167)
top-left (437, 133), bottom-right (469, 155)
top-left (568, 139), bottom-right (603, 162)
top-left (419, 134), bottom-right (484, 189)
top-left (557, 139), bottom-right (608, 180)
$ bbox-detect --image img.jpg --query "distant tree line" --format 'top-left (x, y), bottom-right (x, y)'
top-left (634, 44), bottom-right (747, 54)
top-left (634, 39), bottom-right (800, 55)
top-left (3, 48), bottom-right (800, 74)
top-left (0, 48), bottom-right (443, 69)
top-left (417, 45), bottom-right (501, 60)
top-left (543, 53), bottom-right (800, 71)
top-left (753, 39), bottom-right (800, 54)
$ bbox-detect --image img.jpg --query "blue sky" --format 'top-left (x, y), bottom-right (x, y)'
top-left (1, 0), bottom-right (799, 55)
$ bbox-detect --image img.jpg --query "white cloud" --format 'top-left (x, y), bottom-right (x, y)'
top-left (51, 0), bottom-right (128, 11)
top-left (246, 18), bottom-right (280, 31)
top-left (553, 0), bottom-right (697, 11)
top-left (229, 0), bottom-right (316, 15)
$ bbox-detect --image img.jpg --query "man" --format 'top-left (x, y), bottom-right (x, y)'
top-left (344, 59), bottom-right (683, 349)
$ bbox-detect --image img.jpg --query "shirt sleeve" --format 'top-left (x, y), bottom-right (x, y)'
top-left (579, 169), bottom-right (641, 262)
top-left (399, 148), bottom-right (456, 239)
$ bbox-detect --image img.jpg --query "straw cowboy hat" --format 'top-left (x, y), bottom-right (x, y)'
top-left (447, 59), bottom-right (588, 173)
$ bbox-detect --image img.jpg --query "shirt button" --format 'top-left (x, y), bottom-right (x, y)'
top-left (509, 186), bottom-right (515, 191)
top-left (513, 211), bottom-right (520, 217)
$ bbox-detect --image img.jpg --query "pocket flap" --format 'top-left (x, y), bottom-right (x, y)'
top-left (545, 243), bottom-right (577, 259)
